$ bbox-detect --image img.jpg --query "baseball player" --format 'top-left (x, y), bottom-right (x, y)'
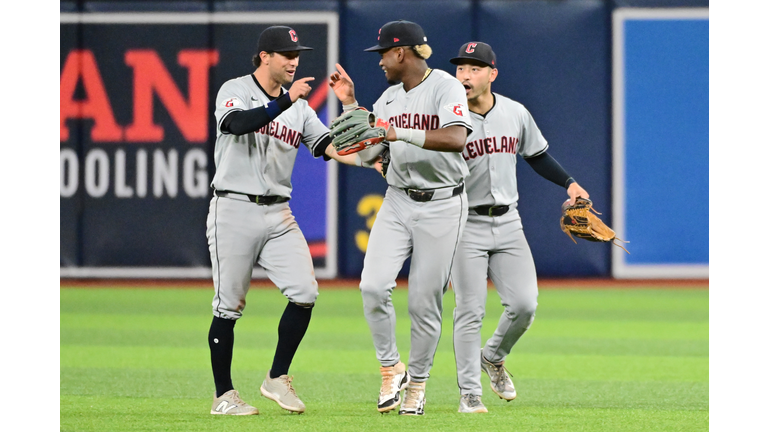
top-left (449, 42), bottom-right (590, 413)
top-left (329, 20), bottom-right (472, 416)
top-left (207, 26), bottom-right (360, 416)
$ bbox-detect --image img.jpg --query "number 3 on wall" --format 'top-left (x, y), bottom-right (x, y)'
top-left (355, 194), bottom-right (384, 253)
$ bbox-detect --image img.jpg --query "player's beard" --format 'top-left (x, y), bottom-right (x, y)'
top-left (277, 72), bottom-right (295, 86)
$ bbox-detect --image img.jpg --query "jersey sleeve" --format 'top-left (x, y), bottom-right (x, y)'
top-left (434, 75), bottom-right (473, 133)
top-left (517, 106), bottom-right (549, 157)
top-left (214, 80), bottom-right (249, 135)
top-left (300, 102), bottom-right (331, 157)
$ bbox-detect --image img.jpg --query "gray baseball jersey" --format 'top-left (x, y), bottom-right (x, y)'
top-left (360, 69), bottom-right (471, 382)
top-left (461, 93), bottom-right (548, 211)
top-left (212, 74), bottom-right (329, 197)
top-left (451, 93), bottom-right (544, 396)
top-left (372, 69), bottom-right (471, 189)
top-left (207, 74), bottom-right (327, 319)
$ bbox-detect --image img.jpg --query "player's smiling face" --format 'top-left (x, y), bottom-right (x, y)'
top-left (455, 61), bottom-right (497, 102)
top-left (268, 51), bottom-right (300, 85)
top-left (378, 47), bottom-right (403, 85)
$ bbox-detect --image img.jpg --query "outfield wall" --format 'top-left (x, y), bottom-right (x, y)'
top-left (60, 0), bottom-right (709, 279)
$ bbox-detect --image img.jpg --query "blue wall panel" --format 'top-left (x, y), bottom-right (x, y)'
top-left (476, 0), bottom-right (612, 276)
top-left (623, 18), bottom-right (708, 264)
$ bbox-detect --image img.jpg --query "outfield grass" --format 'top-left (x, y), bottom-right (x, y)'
top-left (60, 284), bottom-right (708, 431)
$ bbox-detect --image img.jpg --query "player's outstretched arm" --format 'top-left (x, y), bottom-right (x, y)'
top-left (221, 79), bottom-right (313, 136)
top-left (323, 141), bottom-right (385, 169)
top-left (524, 151), bottom-right (589, 205)
top-left (329, 63), bottom-right (357, 107)
top-left (324, 144), bottom-right (358, 165)
top-left (385, 124), bottom-right (467, 153)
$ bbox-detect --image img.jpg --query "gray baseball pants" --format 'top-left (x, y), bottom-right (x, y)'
top-left (360, 186), bottom-right (468, 382)
top-left (206, 195), bottom-right (319, 320)
top-left (451, 210), bottom-right (538, 395)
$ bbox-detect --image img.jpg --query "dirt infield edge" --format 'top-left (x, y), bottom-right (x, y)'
top-left (60, 277), bottom-right (709, 289)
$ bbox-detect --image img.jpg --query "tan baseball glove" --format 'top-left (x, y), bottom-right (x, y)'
top-left (560, 198), bottom-right (629, 253)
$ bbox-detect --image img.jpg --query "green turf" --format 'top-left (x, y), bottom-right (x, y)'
top-left (60, 285), bottom-right (708, 431)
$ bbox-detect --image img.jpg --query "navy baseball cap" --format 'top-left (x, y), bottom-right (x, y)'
top-left (257, 26), bottom-right (313, 53)
top-left (364, 20), bottom-right (428, 52)
top-left (450, 42), bottom-right (496, 68)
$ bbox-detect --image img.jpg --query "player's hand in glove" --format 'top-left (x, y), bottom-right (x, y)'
top-left (330, 107), bottom-right (390, 156)
top-left (560, 197), bottom-right (629, 253)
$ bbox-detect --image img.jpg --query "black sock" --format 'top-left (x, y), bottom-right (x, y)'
top-left (209, 316), bottom-right (236, 398)
top-left (270, 302), bottom-right (313, 378)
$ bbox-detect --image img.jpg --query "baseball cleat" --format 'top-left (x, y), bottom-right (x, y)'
top-left (480, 349), bottom-right (517, 400)
top-left (398, 381), bottom-right (426, 416)
top-left (377, 361), bottom-right (410, 412)
top-left (458, 394), bottom-right (488, 413)
top-left (260, 371), bottom-right (306, 413)
top-left (210, 389), bottom-right (259, 415)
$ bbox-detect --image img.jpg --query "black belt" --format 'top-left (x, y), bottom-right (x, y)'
top-left (471, 205), bottom-right (510, 216)
top-left (403, 183), bottom-right (464, 202)
top-left (214, 190), bottom-right (289, 205)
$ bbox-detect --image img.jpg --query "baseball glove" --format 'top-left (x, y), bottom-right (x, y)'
top-left (560, 197), bottom-right (629, 253)
top-left (330, 107), bottom-right (389, 155)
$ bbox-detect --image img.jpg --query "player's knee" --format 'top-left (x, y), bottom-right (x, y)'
top-left (504, 299), bottom-right (537, 322)
top-left (213, 308), bottom-right (243, 320)
top-left (359, 280), bottom-right (392, 313)
top-left (407, 296), bottom-right (441, 320)
top-left (359, 279), bottom-right (384, 300)
top-left (454, 305), bottom-right (486, 327)
top-left (289, 290), bottom-right (318, 306)
top-left (284, 279), bottom-right (318, 306)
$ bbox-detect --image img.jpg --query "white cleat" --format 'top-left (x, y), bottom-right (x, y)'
top-left (458, 394), bottom-right (488, 413)
top-left (260, 371), bottom-right (306, 413)
top-left (481, 349), bottom-right (517, 401)
top-left (210, 389), bottom-right (259, 415)
top-left (398, 381), bottom-right (426, 416)
top-left (378, 361), bottom-right (410, 413)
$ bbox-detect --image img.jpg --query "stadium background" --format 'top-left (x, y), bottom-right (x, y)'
top-left (59, 0), bottom-right (709, 280)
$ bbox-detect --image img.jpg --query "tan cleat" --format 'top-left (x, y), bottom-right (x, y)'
top-left (210, 389), bottom-right (259, 415)
top-left (260, 371), bottom-right (306, 413)
top-left (399, 381), bottom-right (426, 416)
top-left (378, 361), bottom-right (410, 413)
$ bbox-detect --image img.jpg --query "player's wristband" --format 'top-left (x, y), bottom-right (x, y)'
top-left (393, 127), bottom-right (426, 148)
top-left (342, 100), bottom-right (359, 112)
top-left (265, 93), bottom-right (293, 119)
top-left (565, 177), bottom-right (576, 189)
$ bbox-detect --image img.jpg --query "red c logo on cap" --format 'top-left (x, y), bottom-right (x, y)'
top-left (289, 30), bottom-right (298, 42)
top-left (466, 43), bottom-right (477, 53)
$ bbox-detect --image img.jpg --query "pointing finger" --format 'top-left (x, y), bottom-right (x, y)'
top-left (335, 63), bottom-right (350, 79)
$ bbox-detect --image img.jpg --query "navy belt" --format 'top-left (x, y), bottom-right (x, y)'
top-left (215, 190), bottom-right (289, 205)
top-left (471, 205), bottom-right (510, 216)
top-left (403, 183), bottom-right (464, 202)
